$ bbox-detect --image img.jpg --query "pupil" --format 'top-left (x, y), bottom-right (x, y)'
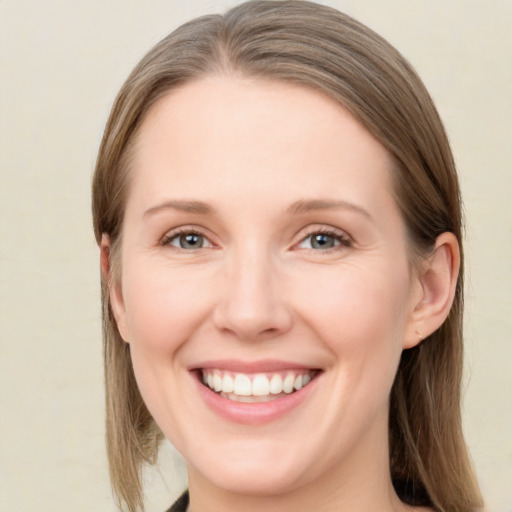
top-left (312, 234), bottom-right (334, 249)
top-left (181, 234), bottom-right (202, 249)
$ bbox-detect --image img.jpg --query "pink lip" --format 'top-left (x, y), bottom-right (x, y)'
top-left (191, 366), bottom-right (322, 425)
top-left (189, 359), bottom-right (317, 373)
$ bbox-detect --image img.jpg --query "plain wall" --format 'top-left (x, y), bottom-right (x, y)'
top-left (0, 1), bottom-right (510, 510)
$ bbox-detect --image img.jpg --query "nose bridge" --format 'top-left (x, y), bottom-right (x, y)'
top-left (214, 238), bottom-right (292, 340)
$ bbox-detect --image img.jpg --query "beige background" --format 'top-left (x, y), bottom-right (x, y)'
top-left (0, 1), bottom-right (510, 510)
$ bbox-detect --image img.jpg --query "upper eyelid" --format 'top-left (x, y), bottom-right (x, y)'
top-left (160, 226), bottom-right (215, 246)
top-left (294, 225), bottom-right (352, 242)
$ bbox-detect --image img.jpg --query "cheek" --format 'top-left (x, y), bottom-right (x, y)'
top-left (121, 260), bottom-right (216, 354)
top-left (291, 261), bottom-right (411, 376)
top-left (119, 261), bottom-right (219, 434)
top-left (296, 265), bottom-right (411, 442)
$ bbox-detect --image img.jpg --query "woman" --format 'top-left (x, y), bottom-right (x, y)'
top-left (92, 1), bottom-right (483, 511)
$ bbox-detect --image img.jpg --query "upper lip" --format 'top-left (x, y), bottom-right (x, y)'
top-left (189, 359), bottom-right (320, 373)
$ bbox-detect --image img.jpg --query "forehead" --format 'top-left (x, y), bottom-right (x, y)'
top-left (127, 75), bottom-right (397, 217)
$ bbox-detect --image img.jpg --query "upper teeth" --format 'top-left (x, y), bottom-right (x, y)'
top-left (202, 369), bottom-right (314, 397)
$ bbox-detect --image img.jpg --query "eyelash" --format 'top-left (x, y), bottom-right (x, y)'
top-left (161, 228), bottom-right (213, 250)
top-left (160, 227), bottom-right (353, 252)
top-left (296, 227), bottom-right (352, 252)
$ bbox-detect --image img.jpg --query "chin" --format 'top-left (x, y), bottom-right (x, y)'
top-left (197, 457), bottom-right (309, 496)
top-left (182, 432), bottom-right (327, 498)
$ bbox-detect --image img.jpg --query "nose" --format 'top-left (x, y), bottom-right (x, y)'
top-left (213, 246), bottom-right (293, 341)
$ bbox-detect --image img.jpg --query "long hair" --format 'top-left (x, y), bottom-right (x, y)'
top-left (92, 2), bottom-right (483, 511)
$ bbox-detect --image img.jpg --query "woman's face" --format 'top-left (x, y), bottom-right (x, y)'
top-left (110, 76), bottom-right (424, 497)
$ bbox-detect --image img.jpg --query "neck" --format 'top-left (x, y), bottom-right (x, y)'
top-left (186, 409), bottom-right (415, 512)
top-left (188, 470), bottom-right (404, 512)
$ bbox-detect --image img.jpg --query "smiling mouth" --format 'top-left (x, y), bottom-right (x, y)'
top-left (199, 369), bottom-right (319, 403)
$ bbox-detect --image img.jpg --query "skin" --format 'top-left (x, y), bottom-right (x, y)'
top-left (104, 76), bottom-right (459, 512)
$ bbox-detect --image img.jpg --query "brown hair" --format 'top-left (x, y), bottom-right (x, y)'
top-left (92, 2), bottom-right (483, 511)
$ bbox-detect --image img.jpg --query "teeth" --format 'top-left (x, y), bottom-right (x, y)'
top-left (221, 392), bottom-right (284, 403)
top-left (252, 374), bottom-right (270, 396)
top-left (222, 374), bottom-right (234, 393)
top-left (269, 374), bottom-right (283, 394)
top-left (201, 369), bottom-right (316, 398)
top-left (213, 372), bottom-right (222, 392)
top-left (233, 374), bottom-right (252, 396)
top-left (283, 374), bottom-right (295, 394)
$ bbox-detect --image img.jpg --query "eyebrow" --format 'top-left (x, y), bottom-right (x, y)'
top-left (143, 200), bottom-right (214, 217)
top-left (143, 198), bottom-right (373, 221)
top-left (286, 199), bottom-right (374, 221)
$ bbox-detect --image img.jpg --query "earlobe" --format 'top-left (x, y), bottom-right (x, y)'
top-left (100, 234), bottom-right (130, 343)
top-left (404, 232), bottom-right (460, 349)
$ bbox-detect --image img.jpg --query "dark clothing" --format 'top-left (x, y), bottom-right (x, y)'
top-left (166, 490), bottom-right (189, 512)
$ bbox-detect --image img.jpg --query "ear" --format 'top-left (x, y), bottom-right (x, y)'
top-left (403, 232), bottom-right (460, 349)
top-left (100, 234), bottom-right (130, 343)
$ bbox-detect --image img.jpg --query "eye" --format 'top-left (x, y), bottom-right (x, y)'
top-left (163, 231), bottom-right (213, 250)
top-left (297, 230), bottom-right (351, 251)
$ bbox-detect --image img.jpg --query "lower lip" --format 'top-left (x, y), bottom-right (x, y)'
top-left (193, 372), bottom-right (321, 425)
